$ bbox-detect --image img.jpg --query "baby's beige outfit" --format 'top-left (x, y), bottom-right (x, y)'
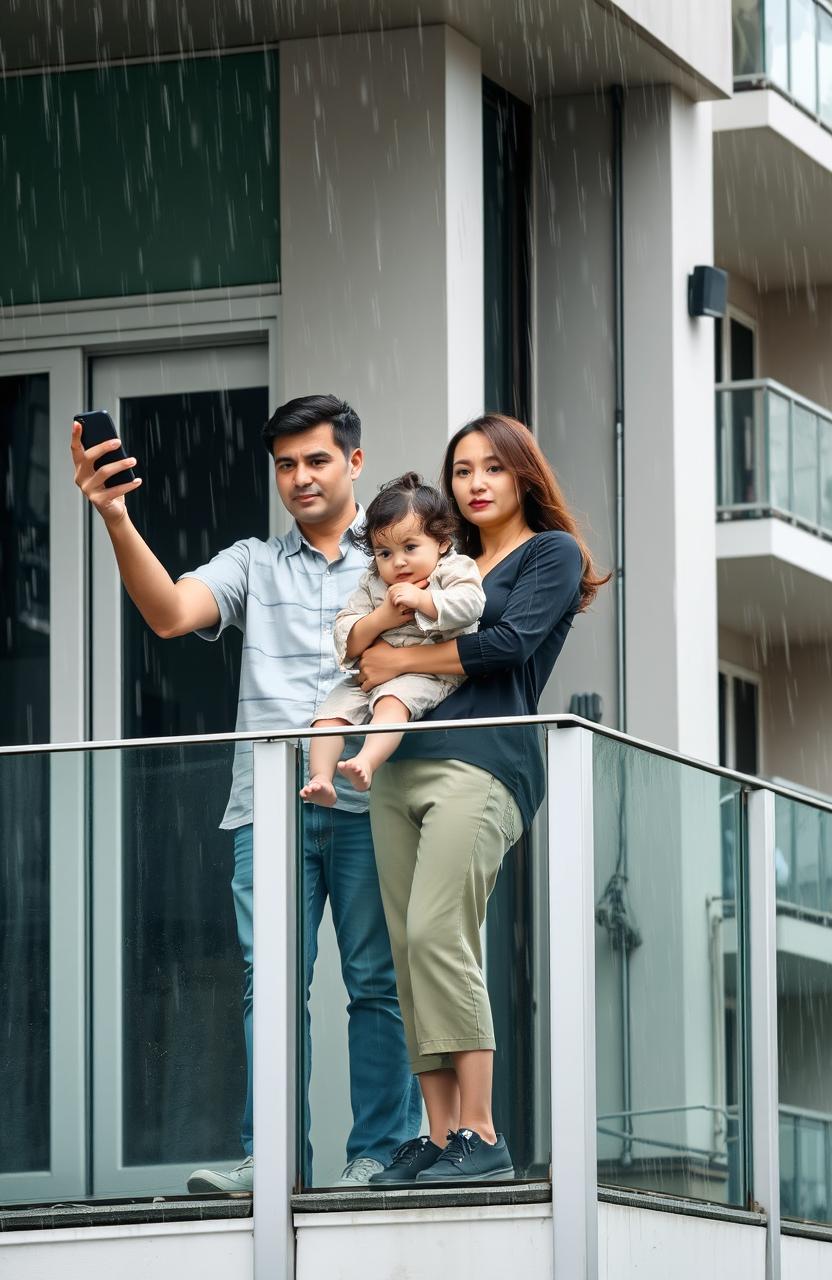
top-left (316, 548), bottom-right (485, 723)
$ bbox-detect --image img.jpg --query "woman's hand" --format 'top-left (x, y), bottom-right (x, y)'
top-left (358, 641), bottom-right (409, 691)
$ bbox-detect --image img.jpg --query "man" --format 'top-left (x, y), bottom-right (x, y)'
top-left (71, 394), bottom-right (421, 1189)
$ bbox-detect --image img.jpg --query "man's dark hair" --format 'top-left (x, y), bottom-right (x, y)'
top-left (261, 394), bottom-right (361, 458)
top-left (357, 472), bottom-right (459, 566)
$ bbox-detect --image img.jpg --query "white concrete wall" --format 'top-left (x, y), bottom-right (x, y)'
top-left (534, 93), bottom-right (618, 725)
top-left (295, 1201), bottom-right (768, 1279)
top-left (0, 1220), bottom-right (252, 1280)
top-left (622, 86), bottom-right (719, 760)
top-left (608, 0), bottom-right (733, 96)
top-left (11, 1199), bottom-right (832, 1279)
top-left (280, 25), bottom-right (484, 504)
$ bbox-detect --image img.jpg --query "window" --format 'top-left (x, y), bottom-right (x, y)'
top-left (719, 664), bottom-right (761, 775)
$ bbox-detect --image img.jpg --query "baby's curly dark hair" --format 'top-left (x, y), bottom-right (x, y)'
top-left (357, 472), bottom-right (459, 566)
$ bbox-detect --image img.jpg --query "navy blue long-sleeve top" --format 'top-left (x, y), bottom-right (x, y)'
top-left (392, 529), bottom-right (583, 830)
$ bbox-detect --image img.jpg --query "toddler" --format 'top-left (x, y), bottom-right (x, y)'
top-left (300, 472), bottom-right (485, 805)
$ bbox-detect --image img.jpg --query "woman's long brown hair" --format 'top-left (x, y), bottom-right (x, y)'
top-left (442, 413), bottom-right (610, 612)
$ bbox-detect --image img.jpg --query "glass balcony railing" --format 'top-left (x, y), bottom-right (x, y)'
top-left (775, 786), bottom-right (832, 915)
top-left (716, 378), bottom-right (832, 537)
top-left (733, 0), bottom-right (832, 130)
top-left (5, 717), bottom-right (832, 1260)
top-left (593, 736), bottom-right (746, 1204)
top-left (776, 792), bottom-right (832, 1230)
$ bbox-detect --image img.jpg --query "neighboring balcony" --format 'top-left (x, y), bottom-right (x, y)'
top-left (716, 379), bottom-right (832, 641)
top-left (733, 0), bottom-right (832, 130)
top-left (714, 3), bottom-right (832, 294)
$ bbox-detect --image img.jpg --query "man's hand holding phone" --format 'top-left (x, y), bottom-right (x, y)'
top-left (71, 414), bottom-right (142, 526)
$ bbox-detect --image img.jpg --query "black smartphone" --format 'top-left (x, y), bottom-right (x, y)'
top-left (75, 410), bottom-right (137, 490)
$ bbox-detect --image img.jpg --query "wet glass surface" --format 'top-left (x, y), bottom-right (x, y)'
top-left (776, 795), bottom-right (832, 1225)
top-left (0, 753), bottom-right (50, 1176)
top-left (593, 736), bottom-right (747, 1206)
top-left (0, 375), bottom-right (51, 1181)
top-left (0, 373), bottom-right (50, 748)
top-left (298, 725), bottom-right (550, 1189)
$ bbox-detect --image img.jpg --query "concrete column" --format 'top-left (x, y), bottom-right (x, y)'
top-left (623, 86), bottom-right (718, 761)
top-left (279, 25), bottom-right (484, 500)
top-left (534, 93), bottom-right (618, 727)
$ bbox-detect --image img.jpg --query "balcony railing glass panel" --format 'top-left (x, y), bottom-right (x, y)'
top-left (820, 6), bottom-right (832, 125)
top-left (593, 735), bottom-right (748, 1205)
top-left (793, 0), bottom-right (820, 111)
top-left (0, 751), bottom-right (52, 1184)
top-left (776, 793), bottom-right (832, 1225)
top-left (717, 379), bottom-right (832, 536)
top-left (0, 739), bottom-right (246, 1205)
top-left (297, 723), bottom-right (551, 1189)
top-left (768, 388), bottom-right (792, 511)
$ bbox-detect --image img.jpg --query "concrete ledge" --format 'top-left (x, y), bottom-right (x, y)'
top-left (599, 1185), bottom-right (766, 1227)
top-left (782, 1216), bottom-right (832, 1242)
top-left (0, 1197), bottom-right (252, 1234)
top-left (291, 1179), bottom-right (551, 1214)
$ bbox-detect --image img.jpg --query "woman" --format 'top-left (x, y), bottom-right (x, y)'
top-left (360, 414), bottom-right (608, 1185)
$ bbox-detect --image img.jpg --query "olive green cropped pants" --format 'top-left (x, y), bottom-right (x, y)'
top-left (370, 758), bottom-right (522, 1074)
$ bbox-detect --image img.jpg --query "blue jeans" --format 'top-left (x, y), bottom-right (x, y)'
top-left (231, 809), bottom-right (421, 1179)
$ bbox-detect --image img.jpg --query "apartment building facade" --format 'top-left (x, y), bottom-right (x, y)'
top-left (1, 1), bottom-right (831, 1276)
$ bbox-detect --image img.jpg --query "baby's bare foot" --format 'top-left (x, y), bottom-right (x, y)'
top-left (337, 758), bottom-right (373, 792)
top-left (300, 775), bottom-right (338, 806)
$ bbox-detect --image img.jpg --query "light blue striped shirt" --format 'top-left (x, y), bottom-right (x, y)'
top-left (181, 507), bottom-right (369, 828)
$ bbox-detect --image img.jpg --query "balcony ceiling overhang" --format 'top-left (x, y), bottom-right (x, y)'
top-left (0, 0), bottom-right (730, 104)
top-left (714, 90), bottom-right (832, 290)
top-left (716, 517), bottom-right (832, 643)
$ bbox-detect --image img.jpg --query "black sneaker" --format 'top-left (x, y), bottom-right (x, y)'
top-left (414, 1129), bottom-right (514, 1184)
top-left (368, 1136), bottom-right (443, 1187)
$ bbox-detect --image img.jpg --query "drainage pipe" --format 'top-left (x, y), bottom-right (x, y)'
top-left (612, 84), bottom-right (626, 734)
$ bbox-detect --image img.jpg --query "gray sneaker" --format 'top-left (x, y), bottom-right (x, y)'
top-left (334, 1156), bottom-right (385, 1187)
top-left (187, 1155), bottom-right (254, 1195)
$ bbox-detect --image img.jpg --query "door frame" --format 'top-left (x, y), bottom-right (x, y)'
top-left (719, 659), bottom-right (763, 774)
top-left (0, 348), bottom-right (87, 1202)
top-left (724, 305), bottom-right (759, 382)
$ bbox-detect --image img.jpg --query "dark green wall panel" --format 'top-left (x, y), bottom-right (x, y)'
top-left (0, 52), bottom-right (279, 306)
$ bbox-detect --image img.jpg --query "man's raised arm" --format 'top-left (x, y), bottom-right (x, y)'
top-left (71, 420), bottom-right (220, 639)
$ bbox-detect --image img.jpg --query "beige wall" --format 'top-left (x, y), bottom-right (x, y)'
top-left (763, 642), bottom-right (832, 794)
top-left (719, 626), bottom-right (832, 795)
top-left (724, 274), bottom-right (832, 413)
top-left (759, 287), bottom-right (832, 414)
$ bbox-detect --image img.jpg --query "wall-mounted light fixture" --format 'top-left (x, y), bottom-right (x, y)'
top-left (688, 265), bottom-right (727, 318)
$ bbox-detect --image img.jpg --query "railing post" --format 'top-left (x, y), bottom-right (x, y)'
top-left (252, 739), bottom-right (298, 1280)
top-left (547, 726), bottom-right (598, 1280)
top-left (747, 788), bottom-right (781, 1280)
